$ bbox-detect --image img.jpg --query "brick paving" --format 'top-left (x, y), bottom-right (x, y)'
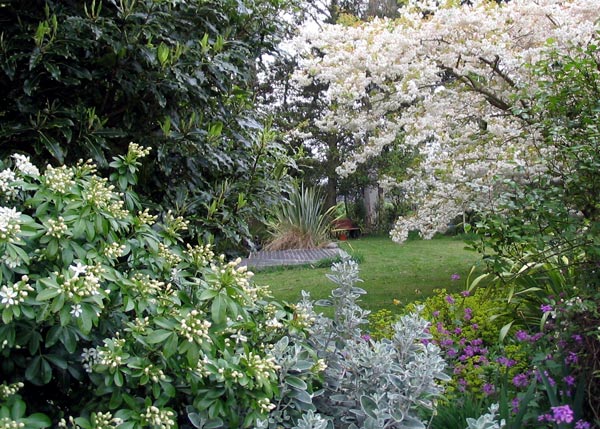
top-left (240, 247), bottom-right (347, 269)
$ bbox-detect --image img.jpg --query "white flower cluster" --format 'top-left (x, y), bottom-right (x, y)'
top-left (291, 301), bottom-right (316, 328)
top-left (142, 405), bottom-right (176, 429)
top-left (0, 276), bottom-right (33, 308)
top-left (257, 398), bottom-right (276, 413)
top-left (311, 358), bottom-right (327, 374)
top-left (96, 336), bottom-right (126, 369)
top-left (178, 309), bottom-right (212, 344)
top-left (158, 243), bottom-right (182, 266)
top-left (243, 351), bottom-right (280, 385)
top-left (142, 364), bottom-right (167, 383)
top-left (137, 208), bottom-right (158, 225)
top-left (44, 164), bottom-right (75, 194)
top-left (0, 382), bottom-right (23, 400)
top-left (89, 412), bottom-right (124, 429)
top-left (103, 241), bottom-right (126, 259)
top-left (125, 317), bottom-right (150, 335)
top-left (58, 263), bottom-right (102, 299)
top-left (209, 258), bottom-right (268, 306)
top-left (184, 243), bottom-right (215, 267)
top-left (0, 207), bottom-right (21, 243)
top-left (163, 210), bottom-right (189, 234)
top-left (194, 355), bottom-right (212, 378)
top-left (0, 169), bottom-right (16, 199)
top-left (45, 216), bottom-right (68, 238)
top-left (12, 154), bottom-right (39, 177)
top-left (132, 273), bottom-right (165, 296)
top-left (81, 347), bottom-right (98, 373)
top-left (0, 417), bottom-right (25, 428)
top-left (79, 175), bottom-right (128, 218)
top-left (127, 142), bottom-right (152, 160)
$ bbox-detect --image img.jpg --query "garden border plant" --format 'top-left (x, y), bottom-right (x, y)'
top-left (0, 145), bottom-right (325, 428)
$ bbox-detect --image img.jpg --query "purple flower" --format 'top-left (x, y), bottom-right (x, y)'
top-left (482, 383), bottom-right (495, 396)
top-left (511, 397), bottom-right (520, 414)
top-left (471, 323), bottom-right (478, 330)
top-left (464, 307), bottom-right (473, 321)
top-left (454, 327), bottom-right (462, 335)
top-left (551, 405), bottom-right (574, 424)
top-left (445, 295), bottom-right (455, 304)
top-left (564, 375), bottom-right (576, 387)
top-left (451, 273), bottom-right (461, 281)
top-left (447, 349), bottom-right (458, 357)
top-left (538, 414), bottom-right (552, 423)
top-left (575, 420), bottom-right (591, 429)
top-left (361, 334), bottom-right (371, 342)
top-left (512, 373), bottom-right (529, 388)
top-left (541, 303), bottom-right (553, 312)
top-left (565, 351), bottom-right (579, 365)
top-left (530, 332), bottom-right (544, 342)
top-left (460, 289), bottom-right (470, 296)
top-left (515, 330), bottom-right (530, 341)
top-left (572, 334), bottom-right (583, 343)
top-left (497, 356), bottom-right (516, 368)
top-left (432, 310), bottom-right (440, 318)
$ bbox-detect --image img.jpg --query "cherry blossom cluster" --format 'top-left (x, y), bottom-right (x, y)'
top-left (291, 0), bottom-right (599, 241)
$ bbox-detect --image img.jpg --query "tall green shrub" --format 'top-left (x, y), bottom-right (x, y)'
top-left (0, 0), bottom-right (297, 250)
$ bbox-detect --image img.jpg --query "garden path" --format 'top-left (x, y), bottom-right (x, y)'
top-left (240, 246), bottom-right (347, 268)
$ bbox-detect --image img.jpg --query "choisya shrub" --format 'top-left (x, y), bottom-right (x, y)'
top-left (295, 258), bottom-right (450, 429)
top-left (0, 145), bottom-right (323, 428)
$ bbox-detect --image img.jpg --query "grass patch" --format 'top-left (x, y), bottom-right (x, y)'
top-left (252, 235), bottom-right (483, 313)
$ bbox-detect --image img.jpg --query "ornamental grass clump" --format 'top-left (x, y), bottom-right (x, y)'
top-left (0, 145), bottom-right (325, 429)
top-left (265, 183), bottom-right (335, 251)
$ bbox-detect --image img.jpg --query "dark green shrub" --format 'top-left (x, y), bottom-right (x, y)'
top-left (0, 0), bottom-right (297, 251)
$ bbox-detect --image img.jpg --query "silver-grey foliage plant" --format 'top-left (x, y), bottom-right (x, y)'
top-left (292, 257), bottom-right (450, 429)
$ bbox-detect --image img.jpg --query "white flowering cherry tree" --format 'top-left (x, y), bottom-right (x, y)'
top-left (290, 0), bottom-right (599, 242)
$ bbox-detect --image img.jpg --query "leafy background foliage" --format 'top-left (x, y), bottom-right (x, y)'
top-left (0, 0), bottom-right (297, 252)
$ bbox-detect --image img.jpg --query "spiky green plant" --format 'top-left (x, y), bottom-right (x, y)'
top-left (265, 183), bottom-right (336, 250)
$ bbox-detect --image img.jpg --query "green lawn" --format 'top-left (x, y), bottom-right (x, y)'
top-left (252, 235), bottom-right (483, 313)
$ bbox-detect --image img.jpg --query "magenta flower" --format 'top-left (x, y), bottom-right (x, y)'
top-left (541, 303), bottom-right (553, 312)
top-left (460, 289), bottom-right (470, 296)
top-left (551, 405), bottom-right (574, 424)
top-left (451, 273), bottom-right (461, 281)
top-left (575, 420), bottom-right (591, 429)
